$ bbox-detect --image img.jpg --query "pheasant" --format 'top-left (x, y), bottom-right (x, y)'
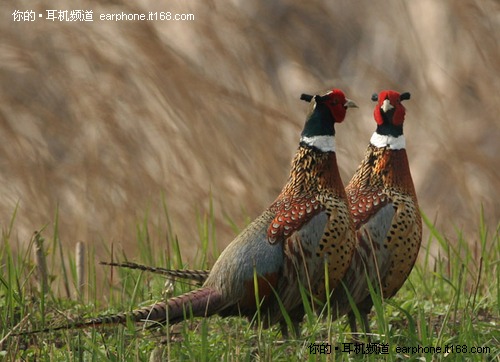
top-left (22, 89), bottom-right (358, 337)
top-left (105, 91), bottom-right (422, 336)
top-left (329, 90), bottom-right (422, 334)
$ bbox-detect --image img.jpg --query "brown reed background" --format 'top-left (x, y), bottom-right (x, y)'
top-left (1, 0), bottom-right (499, 282)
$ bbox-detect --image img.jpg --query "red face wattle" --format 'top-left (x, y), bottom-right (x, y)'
top-left (373, 90), bottom-right (406, 126)
top-left (324, 89), bottom-right (348, 123)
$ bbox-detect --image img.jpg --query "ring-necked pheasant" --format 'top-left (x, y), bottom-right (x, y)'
top-left (132, 90), bottom-right (422, 336)
top-left (22, 89), bottom-right (358, 337)
top-left (329, 90), bottom-right (422, 334)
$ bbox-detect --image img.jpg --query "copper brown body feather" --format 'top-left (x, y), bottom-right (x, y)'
top-left (329, 145), bottom-right (421, 322)
top-left (351, 146), bottom-right (421, 299)
top-left (268, 148), bottom-right (355, 299)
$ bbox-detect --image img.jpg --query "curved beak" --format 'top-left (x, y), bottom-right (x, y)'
top-left (344, 99), bottom-right (358, 109)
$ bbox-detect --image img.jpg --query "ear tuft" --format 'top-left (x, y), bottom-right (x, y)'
top-left (300, 94), bottom-right (314, 103)
top-left (315, 94), bottom-right (330, 103)
top-left (400, 92), bottom-right (411, 101)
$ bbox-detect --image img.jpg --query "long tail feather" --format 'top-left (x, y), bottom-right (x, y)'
top-left (100, 261), bottom-right (210, 283)
top-left (16, 287), bottom-right (222, 335)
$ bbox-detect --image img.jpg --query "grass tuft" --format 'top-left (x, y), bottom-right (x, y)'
top-left (0, 206), bottom-right (499, 361)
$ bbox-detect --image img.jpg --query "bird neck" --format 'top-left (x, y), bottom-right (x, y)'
top-left (299, 135), bottom-right (335, 152)
top-left (375, 146), bottom-right (417, 196)
top-left (370, 132), bottom-right (405, 150)
top-left (282, 144), bottom-right (344, 196)
top-left (300, 102), bottom-right (336, 144)
top-left (351, 144), bottom-right (417, 197)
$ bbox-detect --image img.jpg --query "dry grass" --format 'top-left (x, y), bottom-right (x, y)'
top-left (1, 0), bottom-right (499, 294)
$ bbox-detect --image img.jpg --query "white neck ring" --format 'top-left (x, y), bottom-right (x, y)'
top-left (301, 135), bottom-right (335, 152)
top-left (370, 132), bottom-right (405, 150)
